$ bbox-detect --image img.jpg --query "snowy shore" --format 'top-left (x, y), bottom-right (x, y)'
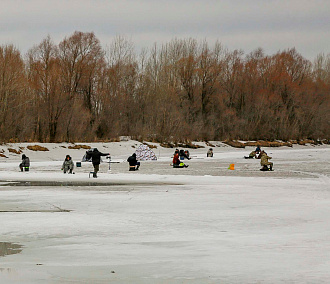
top-left (0, 141), bottom-right (329, 283)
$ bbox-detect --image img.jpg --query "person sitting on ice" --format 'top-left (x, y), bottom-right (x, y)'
top-left (62, 155), bottom-right (74, 174)
top-left (19, 154), bottom-right (30, 172)
top-left (207, 148), bottom-right (214, 157)
top-left (173, 151), bottom-right (188, 168)
top-left (255, 145), bottom-right (261, 154)
top-left (245, 150), bottom-right (257, 159)
top-left (260, 151), bottom-right (273, 171)
top-left (127, 153), bottom-right (140, 171)
top-left (179, 149), bottom-right (190, 160)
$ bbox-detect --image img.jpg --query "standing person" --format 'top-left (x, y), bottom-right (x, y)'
top-left (87, 148), bottom-right (110, 178)
top-left (207, 148), bottom-right (214, 157)
top-left (260, 151), bottom-right (273, 171)
top-left (127, 153), bottom-right (140, 171)
top-left (62, 155), bottom-right (74, 174)
top-left (19, 154), bottom-right (30, 172)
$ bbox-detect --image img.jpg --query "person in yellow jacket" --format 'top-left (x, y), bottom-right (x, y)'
top-left (260, 151), bottom-right (273, 171)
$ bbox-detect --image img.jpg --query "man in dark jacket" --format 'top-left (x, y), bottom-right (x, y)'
top-left (127, 153), bottom-right (140, 171)
top-left (87, 148), bottom-right (110, 178)
top-left (19, 154), bottom-right (30, 172)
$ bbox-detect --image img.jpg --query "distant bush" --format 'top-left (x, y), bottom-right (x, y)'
top-left (160, 142), bottom-right (175, 148)
top-left (244, 141), bottom-right (292, 147)
top-left (205, 141), bottom-right (216, 147)
top-left (68, 144), bottom-right (91, 150)
top-left (8, 148), bottom-right (22, 154)
top-left (27, 145), bottom-right (49, 151)
top-left (143, 143), bottom-right (157, 149)
top-left (223, 140), bottom-right (245, 148)
top-left (177, 142), bottom-right (204, 149)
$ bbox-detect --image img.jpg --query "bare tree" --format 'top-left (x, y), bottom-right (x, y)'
top-left (58, 31), bottom-right (105, 140)
top-left (0, 45), bottom-right (29, 141)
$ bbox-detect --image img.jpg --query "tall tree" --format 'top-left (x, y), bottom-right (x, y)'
top-left (27, 36), bottom-right (69, 142)
top-left (0, 45), bottom-right (29, 141)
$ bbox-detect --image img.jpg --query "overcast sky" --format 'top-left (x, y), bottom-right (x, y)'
top-left (1, 0), bottom-right (329, 60)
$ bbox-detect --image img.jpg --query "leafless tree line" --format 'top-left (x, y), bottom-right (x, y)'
top-left (0, 31), bottom-right (329, 143)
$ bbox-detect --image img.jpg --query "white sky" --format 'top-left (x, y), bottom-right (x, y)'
top-left (0, 0), bottom-right (329, 60)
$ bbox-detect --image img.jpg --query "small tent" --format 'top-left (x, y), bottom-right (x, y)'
top-left (135, 144), bottom-right (157, 161)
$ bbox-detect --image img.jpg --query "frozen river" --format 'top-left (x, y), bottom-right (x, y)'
top-left (0, 143), bottom-right (329, 283)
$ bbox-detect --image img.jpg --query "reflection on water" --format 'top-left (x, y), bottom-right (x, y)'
top-left (0, 242), bottom-right (22, 257)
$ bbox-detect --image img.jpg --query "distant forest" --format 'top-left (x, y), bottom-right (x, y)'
top-left (0, 31), bottom-right (329, 143)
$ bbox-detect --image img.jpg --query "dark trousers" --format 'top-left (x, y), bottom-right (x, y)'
top-left (93, 164), bottom-right (100, 173)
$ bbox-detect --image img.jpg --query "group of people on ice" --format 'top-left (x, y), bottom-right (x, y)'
top-left (61, 148), bottom-right (111, 177)
top-left (18, 144), bottom-right (274, 176)
top-left (245, 146), bottom-right (273, 171)
top-left (172, 149), bottom-right (190, 168)
top-left (18, 148), bottom-right (111, 178)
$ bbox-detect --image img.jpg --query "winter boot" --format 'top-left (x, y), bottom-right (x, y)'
top-left (69, 169), bottom-right (73, 174)
top-left (93, 172), bottom-right (97, 178)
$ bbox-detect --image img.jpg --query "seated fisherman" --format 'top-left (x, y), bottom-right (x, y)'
top-left (127, 153), bottom-right (140, 171)
top-left (173, 151), bottom-right (188, 168)
top-left (260, 151), bottom-right (273, 171)
top-left (179, 149), bottom-right (190, 160)
top-left (62, 155), bottom-right (74, 174)
top-left (19, 154), bottom-right (30, 172)
top-left (207, 148), bottom-right (214, 157)
top-left (245, 150), bottom-right (256, 159)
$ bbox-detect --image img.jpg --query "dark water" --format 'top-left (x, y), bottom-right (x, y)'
top-left (0, 242), bottom-right (22, 257)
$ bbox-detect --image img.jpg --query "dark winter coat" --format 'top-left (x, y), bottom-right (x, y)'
top-left (127, 154), bottom-right (138, 166)
top-left (88, 149), bottom-right (109, 165)
top-left (21, 155), bottom-right (30, 167)
top-left (179, 150), bottom-right (190, 159)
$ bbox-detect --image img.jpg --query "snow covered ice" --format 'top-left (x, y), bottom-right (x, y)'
top-left (0, 142), bottom-right (329, 283)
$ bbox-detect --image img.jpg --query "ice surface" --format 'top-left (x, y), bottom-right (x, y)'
top-left (0, 141), bottom-right (329, 283)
